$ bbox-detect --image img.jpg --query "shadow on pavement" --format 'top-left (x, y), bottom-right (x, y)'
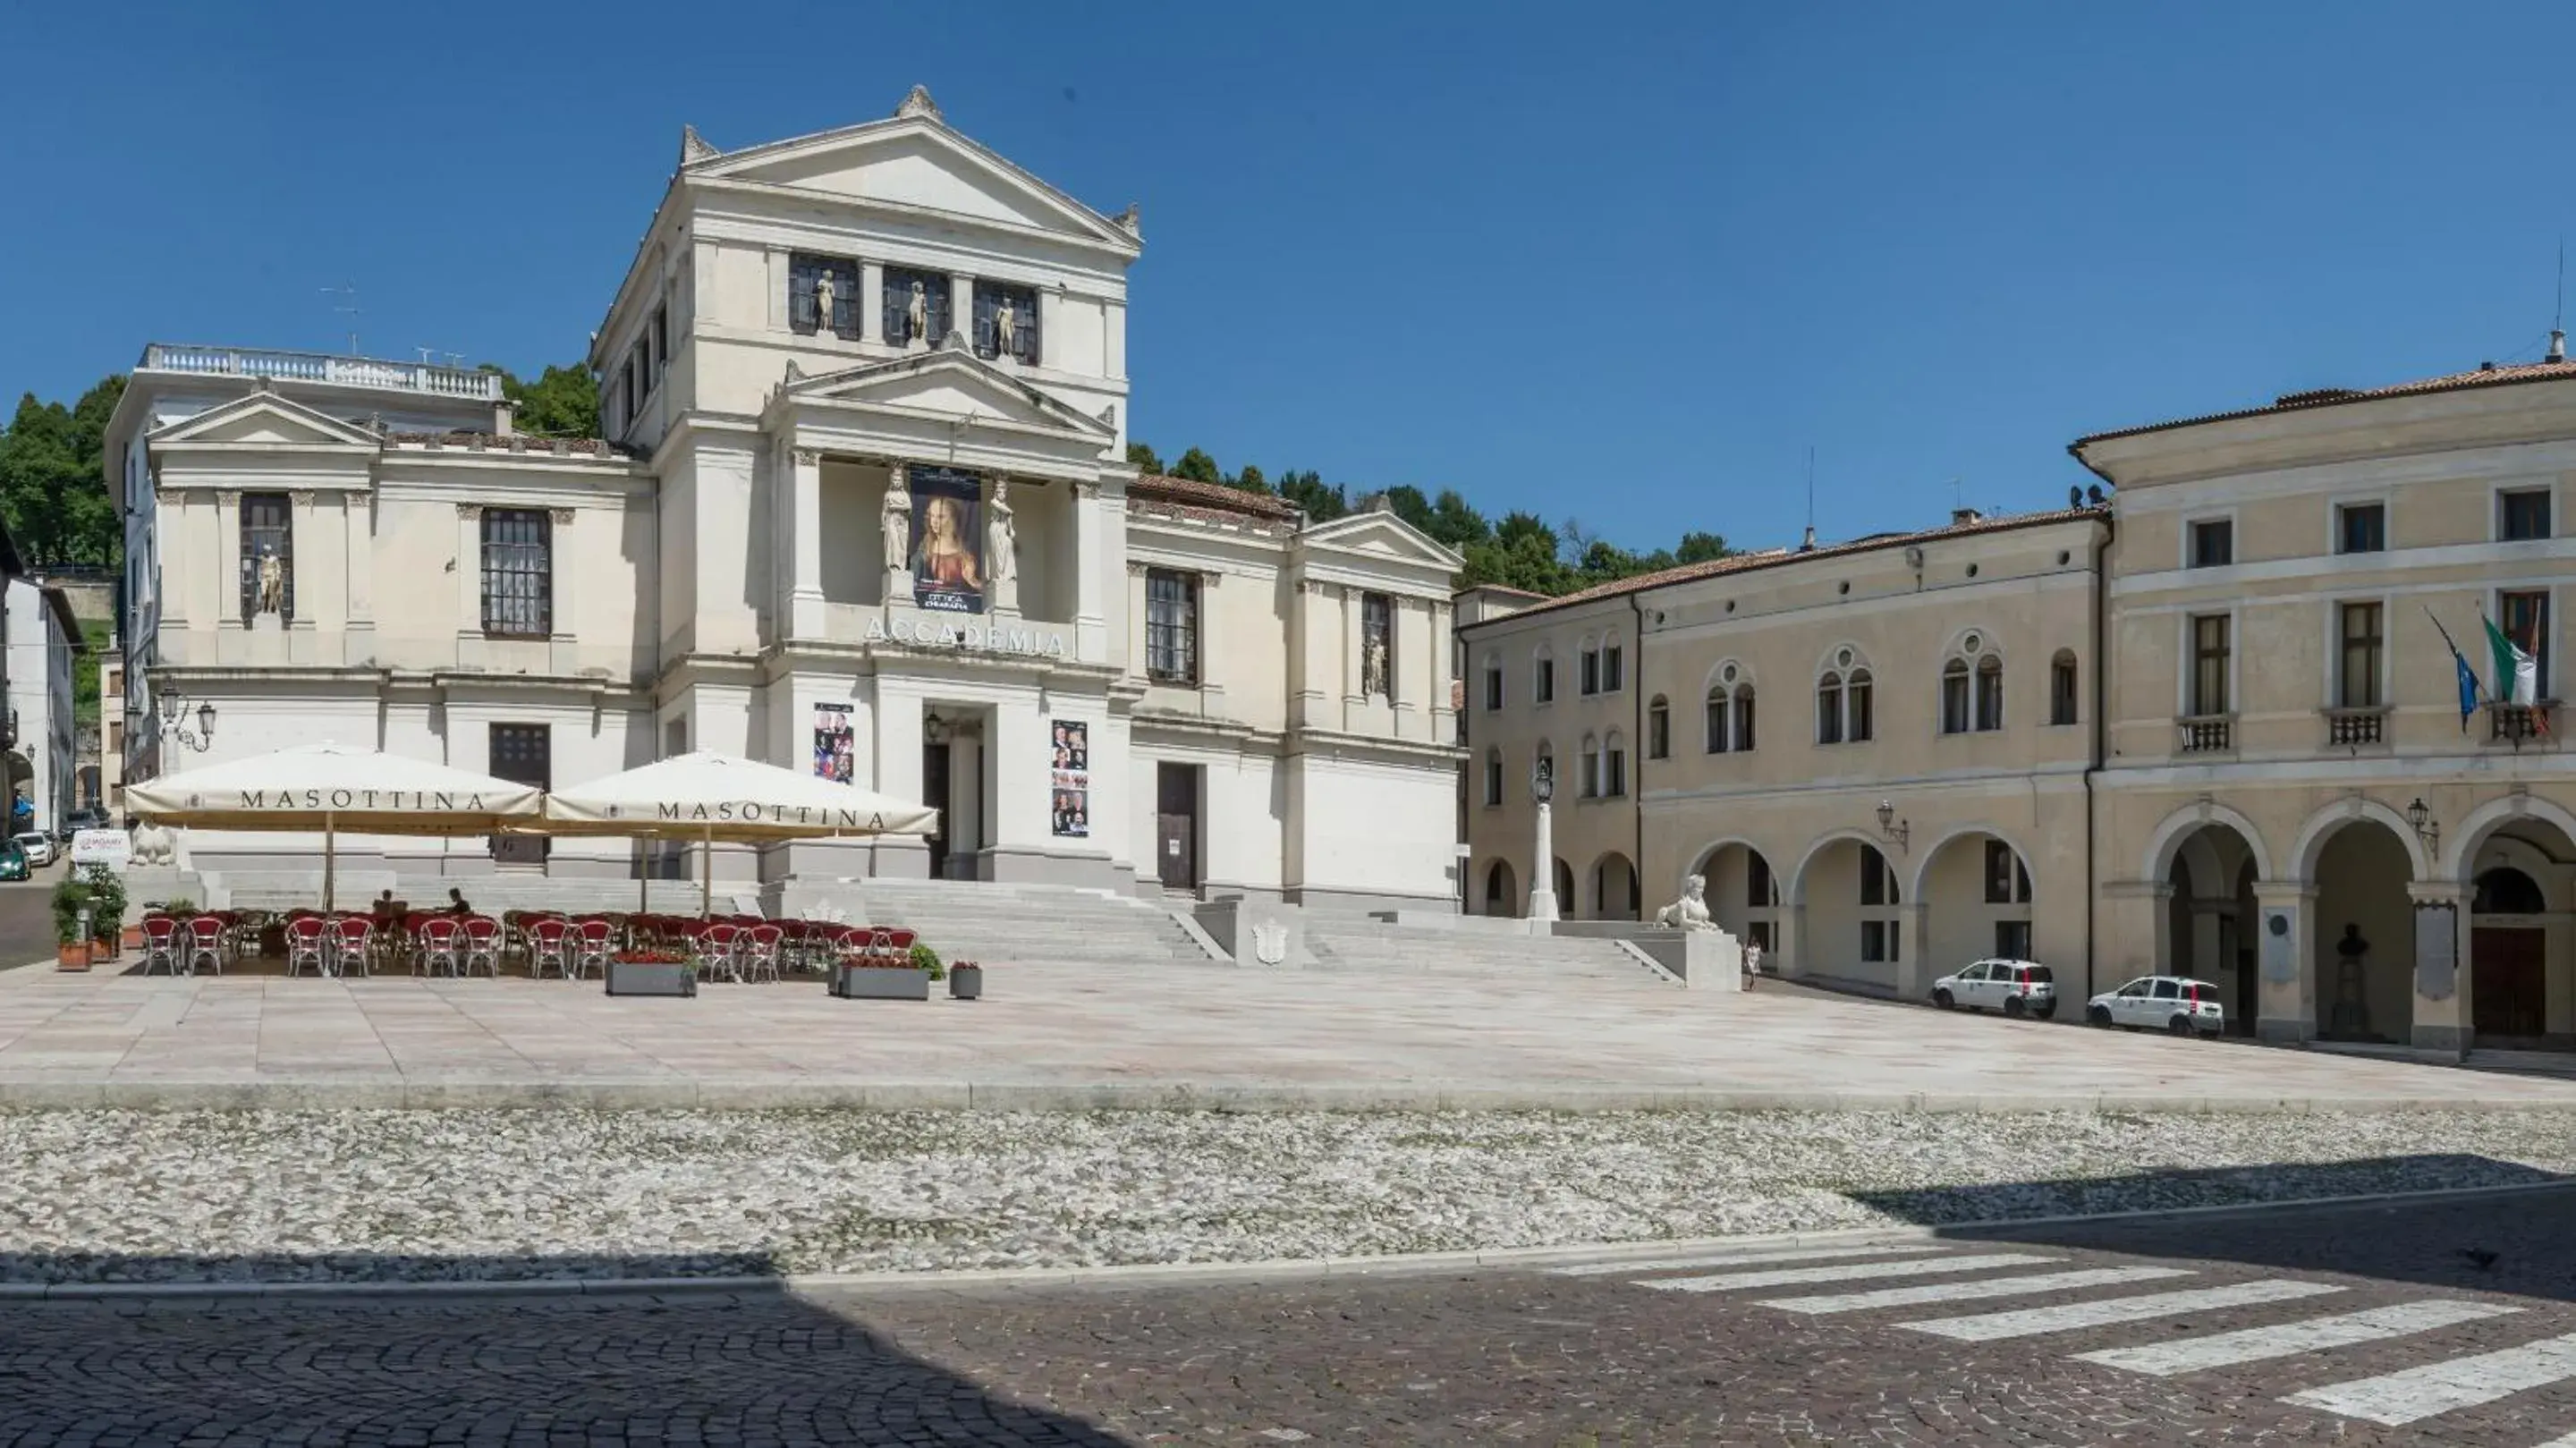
top-left (0, 1250), bottom-right (1133, 1446)
top-left (1855, 1154), bottom-right (2576, 1304)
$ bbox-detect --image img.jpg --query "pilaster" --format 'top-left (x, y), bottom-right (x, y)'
top-left (1072, 478), bottom-right (1106, 661)
top-left (548, 508), bottom-right (579, 671)
top-left (859, 261), bottom-right (884, 343)
top-left (1428, 599), bottom-right (1456, 746)
top-left (2251, 879), bottom-right (2318, 1043)
top-left (453, 504), bottom-right (481, 655)
top-left (1391, 595), bottom-right (1424, 740)
top-left (2407, 878), bottom-right (2471, 1054)
top-left (1895, 902), bottom-right (1933, 999)
top-left (949, 275), bottom-right (974, 347)
top-left (1341, 586), bottom-right (1365, 721)
top-left (788, 449), bottom-right (825, 639)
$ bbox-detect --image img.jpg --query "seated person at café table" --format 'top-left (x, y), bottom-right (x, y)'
top-left (446, 888), bottom-right (473, 917)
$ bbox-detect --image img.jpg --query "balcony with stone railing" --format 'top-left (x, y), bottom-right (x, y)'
top-left (2175, 714), bottom-right (2234, 754)
top-left (140, 344), bottom-right (503, 402)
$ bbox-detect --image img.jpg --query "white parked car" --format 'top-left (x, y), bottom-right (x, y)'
top-left (2087, 976), bottom-right (2225, 1037)
top-left (12, 832), bottom-right (54, 868)
top-left (1930, 959), bottom-right (2058, 1020)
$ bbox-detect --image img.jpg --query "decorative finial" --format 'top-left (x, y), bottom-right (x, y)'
top-left (680, 124), bottom-right (719, 165)
top-left (1112, 202), bottom-right (1141, 236)
top-left (896, 85), bottom-right (941, 121)
top-left (784, 360), bottom-right (804, 385)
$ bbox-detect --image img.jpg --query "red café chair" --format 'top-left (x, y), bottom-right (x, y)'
top-left (326, 916), bottom-right (373, 978)
top-left (182, 915), bottom-right (225, 976)
top-left (140, 915), bottom-right (182, 977)
top-left (413, 916), bottom-right (463, 978)
top-left (284, 916), bottom-right (330, 978)
top-left (460, 916), bottom-right (503, 978)
top-left (527, 918), bottom-right (574, 980)
top-left (571, 918), bottom-right (614, 981)
top-left (741, 923), bottom-right (785, 984)
top-left (696, 922), bottom-right (741, 982)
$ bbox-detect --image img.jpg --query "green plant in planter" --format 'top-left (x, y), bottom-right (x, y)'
top-left (49, 876), bottom-right (93, 947)
top-left (77, 866), bottom-right (126, 942)
top-left (161, 897), bottom-right (199, 918)
top-left (909, 941), bottom-right (945, 980)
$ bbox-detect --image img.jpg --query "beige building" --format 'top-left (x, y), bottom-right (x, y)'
top-left (1467, 351), bottom-right (2576, 1053)
top-left (107, 87), bottom-right (1465, 912)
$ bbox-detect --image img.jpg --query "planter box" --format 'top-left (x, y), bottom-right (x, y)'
top-left (833, 965), bottom-right (931, 1001)
top-left (949, 964), bottom-right (984, 1001)
top-left (605, 959), bottom-right (697, 997)
top-left (55, 941), bottom-right (91, 972)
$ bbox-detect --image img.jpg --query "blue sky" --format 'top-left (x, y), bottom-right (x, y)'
top-left (7, 3), bottom-right (2576, 553)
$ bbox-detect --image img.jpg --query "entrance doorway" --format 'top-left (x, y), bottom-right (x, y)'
top-left (488, 724), bottom-right (551, 868)
top-left (1155, 762), bottom-right (1199, 892)
top-left (923, 741), bottom-right (951, 879)
top-left (2472, 927), bottom-right (2548, 1042)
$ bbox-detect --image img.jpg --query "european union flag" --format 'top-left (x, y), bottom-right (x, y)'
top-left (2455, 648), bottom-right (2479, 732)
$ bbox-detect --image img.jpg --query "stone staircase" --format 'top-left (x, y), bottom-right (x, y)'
top-left (204, 870), bottom-right (732, 916)
top-left (1301, 919), bottom-right (1661, 984)
top-left (784, 879), bottom-right (1217, 966)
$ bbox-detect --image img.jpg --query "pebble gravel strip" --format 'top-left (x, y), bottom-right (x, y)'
top-left (2, 1107), bottom-right (2570, 1283)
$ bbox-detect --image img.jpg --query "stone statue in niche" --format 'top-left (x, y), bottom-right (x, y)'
top-left (987, 478), bottom-right (1019, 613)
top-left (1653, 874), bottom-right (1719, 931)
top-left (811, 271), bottom-right (838, 335)
top-left (994, 297), bottom-right (1019, 357)
top-left (2328, 921), bottom-right (2373, 1039)
top-left (1362, 631), bottom-right (1389, 699)
top-left (255, 549), bottom-right (286, 618)
top-left (880, 481), bottom-right (911, 588)
top-left (905, 281), bottom-right (928, 346)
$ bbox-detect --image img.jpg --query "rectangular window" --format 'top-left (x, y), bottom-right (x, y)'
top-left (1483, 665), bottom-right (1503, 711)
top-left (970, 280), bottom-right (1042, 364)
top-left (789, 253), bottom-right (860, 339)
top-left (2337, 601), bottom-right (2384, 708)
top-left (1145, 569), bottom-right (1199, 684)
top-left (1360, 593), bottom-right (1394, 699)
top-left (239, 492), bottom-right (292, 622)
top-left (1860, 843), bottom-right (1889, 906)
top-left (1816, 678), bottom-right (1843, 744)
top-left (1705, 692), bottom-right (1728, 753)
top-left (1536, 657), bottom-right (1555, 704)
top-left (488, 724), bottom-right (552, 864)
top-left (2049, 654), bottom-right (2079, 726)
top-left (883, 267), bottom-right (953, 346)
top-left (2501, 589), bottom-right (2551, 699)
top-left (2336, 503), bottom-right (2385, 555)
top-left (1483, 752), bottom-right (1503, 807)
top-left (1983, 840), bottom-right (2028, 904)
top-left (1860, 919), bottom-right (1900, 963)
top-left (1603, 643), bottom-right (1623, 692)
top-left (1847, 673), bottom-right (1873, 741)
top-left (1747, 852), bottom-right (1774, 908)
top-left (630, 342), bottom-right (647, 408)
top-left (1995, 920), bottom-right (2033, 960)
top-left (1604, 742), bottom-right (1626, 798)
top-left (479, 509), bottom-right (554, 637)
top-left (651, 305), bottom-right (669, 374)
top-left (2189, 518), bottom-right (2234, 568)
top-left (1579, 745), bottom-right (1599, 799)
top-left (2190, 614), bottom-right (2231, 716)
top-left (2502, 488), bottom-right (2553, 542)
top-left (1648, 703), bottom-right (1669, 760)
top-left (1580, 648), bottom-right (1599, 696)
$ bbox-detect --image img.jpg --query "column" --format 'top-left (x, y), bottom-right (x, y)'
top-left (2250, 880), bottom-right (2318, 1043)
top-left (1391, 596), bottom-right (1424, 741)
top-left (1896, 901), bottom-right (1933, 998)
top-left (453, 504), bottom-right (479, 663)
top-left (1341, 587), bottom-right (1365, 720)
top-left (1035, 287), bottom-right (1057, 369)
top-left (860, 261), bottom-right (884, 343)
top-left (2408, 879), bottom-right (2471, 1055)
top-left (1072, 479), bottom-right (1106, 659)
top-left (788, 449), bottom-right (824, 638)
top-left (1529, 800), bottom-right (1559, 922)
top-left (1428, 599), bottom-right (1456, 746)
top-left (548, 508), bottom-right (579, 672)
top-left (950, 275), bottom-right (974, 349)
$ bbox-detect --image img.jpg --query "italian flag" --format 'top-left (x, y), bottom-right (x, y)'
top-left (2487, 614), bottom-right (2539, 704)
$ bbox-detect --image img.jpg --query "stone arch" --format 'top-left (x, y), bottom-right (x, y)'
top-left (1690, 836), bottom-right (1782, 954)
top-left (2143, 799), bottom-right (2275, 885)
top-left (1788, 828), bottom-right (1896, 908)
top-left (1589, 850), bottom-right (1640, 919)
top-left (2440, 792), bottom-right (2576, 882)
top-left (1942, 622), bottom-right (2007, 663)
top-left (1479, 858), bottom-right (1518, 917)
top-left (2288, 797), bottom-right (2433, 885)
top-left (1907, 823), bottom-right (2033, 906)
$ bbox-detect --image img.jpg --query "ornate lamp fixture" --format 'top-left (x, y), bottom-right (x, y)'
top-left (1875, 798), bottom-right (1911, 852)
top-left (156, 690), bottom-right (216, 753)
top-left (1530, 756), bottom-right (1555, 804)
top-left (2406, 795), bottom-right (2440, 853)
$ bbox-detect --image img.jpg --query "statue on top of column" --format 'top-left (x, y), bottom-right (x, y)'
top-left (987, 478), bottom-right (1019, 613)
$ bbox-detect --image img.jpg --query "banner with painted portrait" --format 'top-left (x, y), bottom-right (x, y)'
top-left (1049, 719), bottom-right (1089, 838)
top-left (812, 703), bottom-right (853, 783)
top-left (907, 465), bottom-right (986, 614)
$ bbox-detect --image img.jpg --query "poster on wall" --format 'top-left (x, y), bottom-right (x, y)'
top-left (907, 465), bottom-right (986, 614)
top-left (1050, 719), bottom-right (1089, 838)
top-left (812, 703), bottom-right (854, 783)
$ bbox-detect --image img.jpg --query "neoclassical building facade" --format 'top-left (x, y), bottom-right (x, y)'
top-left (108, 87), bottom-right (1464, 911)
top-left (1466, 354), bottom-right (2576, 1053)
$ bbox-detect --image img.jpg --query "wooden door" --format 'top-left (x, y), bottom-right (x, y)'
top-left (1155, 762), bottom-right (1197, 891)
top-left (488, 724), bottom-right (550, 867)
top-left (2472, 927), bottom-right (2548, 1042)
top-left (923, 741), bottom-right (951, 879)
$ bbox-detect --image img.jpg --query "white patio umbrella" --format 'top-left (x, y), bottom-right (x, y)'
top-left (123, 741), bottom-right (546, 911)
top-left (536, 750), bottom-right (939, 916)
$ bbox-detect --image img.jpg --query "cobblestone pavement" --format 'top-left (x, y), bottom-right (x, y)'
top-left (8, 1189), bottom-right (2576, 1445)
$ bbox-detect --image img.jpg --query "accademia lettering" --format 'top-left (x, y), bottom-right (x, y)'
top-left (864, 615), bottom-right (1070, 658)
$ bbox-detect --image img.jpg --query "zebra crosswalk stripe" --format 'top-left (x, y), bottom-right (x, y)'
top-left (1640, 1252), bottom-right (2061, 1293)
top-left (1903, 1279), bottom-right (2344, 1342)
top-left (1551, 1244), bottom-right (1948, 1278)
top-left (2077, 1300), bottom-right (2522, 1377)
top-left (1760, 1266), bottom-right (2193, 1316)
top-left (2282, 1332), bottom-right (2576, 1427)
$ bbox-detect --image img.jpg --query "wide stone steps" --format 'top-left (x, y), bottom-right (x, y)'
top-left (791, 881), bottom-right (1212, 966)
top-left (1302, 922), bottom-right (1649, 981)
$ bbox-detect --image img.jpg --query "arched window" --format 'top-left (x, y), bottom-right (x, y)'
top-left (1941, 659), bottom-right (1971, 734)
top-left (1579, 732), bottom-right (1602, 798)
top-left (1733, 682), bottom-right (1758, 751)
top-left (1578, 634), bottom-right (1601, 696)
top-left (1859, 842), bottom-right (1902, 963)
top-left (1481, 653), bottom-right (1504, 712)
top-left (1817, 672), bottom-right (1844, 745)
top-left (1706, 684), bottom-right (1732, 754)
top-left (2476, 867), bottom-right (2547, 915)
top-left (1484, 859), bottom-right (1515, 915)
top-left (1533, 647), bottom-right (1556, 705)
top-left (2048, 649), bottom-right (2079, 727)
top-left (1481, 746), bottom-right (1504, 807)
top-left (1647, 695), bottom-right (1671, 759)
top-left (1975, 656), bottom-right (2004, 732)
top-left (1847, 668), bottom-right (1874, 741)
top-left (1603, 729), bottom-right (1628, 797)
top-left (1602, 631), bottom-right (1626, 693)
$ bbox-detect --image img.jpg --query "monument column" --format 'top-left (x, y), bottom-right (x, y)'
top-left (2408, 878), bottom-right (2471, 1055)
top-left (1528, 756), bottom-right (1560, 923)
top-left (788, 449), bottom-right (825, 639)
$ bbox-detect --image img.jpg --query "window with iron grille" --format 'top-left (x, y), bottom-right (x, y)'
top-left (883, 267), bottom-right (952, 346)
top-left (239, 492), bottom-right (292, 622)
top-left (971, 280), bottom-right (1042, 363)
top-left (488, 724), bottom-right (552, 864)
top-left (789, 253), bottom-right (860, 339)
top-left (1146, 569), bottom-right (1199, 683)
top-left (480, 510), bottom-right (554, 637)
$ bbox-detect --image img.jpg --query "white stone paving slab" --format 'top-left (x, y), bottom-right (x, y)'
top-left (1759, 1266), bottom-right (2194, 1316)
top-left (2282, 1332), bottom-right (2576, 1426)
top-left (1902, 1279), bottom-right (2345, 1342)
top-left (2078, 1300), bottom-right (2523, 1376)
top-left (1643, 1252), bottom-right (2061, 1292)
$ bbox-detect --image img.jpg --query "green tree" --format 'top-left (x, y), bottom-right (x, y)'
top-left (1274, 469), bottom-right (1346, 522)
top-left (1170, 446), bottom-right (1222, 484)
top-left (1676, 529), bottom-right (1733, 563)
top-left (498, 363), bottom-right (600, 438)
top-left (1426, 488), bottom-right (1491, 549)
top-left (1125, 441), bottom-right (1165, 474)
top-left (1229, 463), bottom-right (1269, 495)
top-left (0, 375), bottom-right (123, 566)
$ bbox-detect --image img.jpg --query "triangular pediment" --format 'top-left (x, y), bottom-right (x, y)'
top-left (693, 115), bottom-right (1138, 252)
top-left (1297, 510), bottom-right (1465, 571)
top-left (148, 390), bottom-right (380, 448)
top-left (784, 349), bottom-right (1113, 438)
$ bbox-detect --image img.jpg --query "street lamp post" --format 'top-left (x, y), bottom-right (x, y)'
top-left (1528, 757), bottom-right (1559, 922)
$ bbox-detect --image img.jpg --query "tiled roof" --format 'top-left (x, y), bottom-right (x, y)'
top-left (2074, 358), bottom-right (2576, 449)
top-left (1469, 507), bottom-right (2107, 626)
top-left (1128, 473), bottom-right (1299, 521)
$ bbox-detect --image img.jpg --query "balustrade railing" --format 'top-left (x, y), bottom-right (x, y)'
top-left (2175, 714), bottom-right (2234, 753)
top-left (2490, 701), bottom-right (2555, 747)
top-left (2324, 706), bottom-right (2390, 749)
top-left (140, 344), bottom-right (501, 401)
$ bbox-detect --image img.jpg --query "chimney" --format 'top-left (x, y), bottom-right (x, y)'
top-left (1799, 524), bottom-right (1817, 552)
top-left (492, 398), bottom-right (515, 438)
top-left (2552, 329), bottom-right (2568, 364)
top-left (1951, 506), bottom-right (1983, 526)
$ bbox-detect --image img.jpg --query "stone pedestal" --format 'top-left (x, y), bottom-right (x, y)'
top-left (120, 868), bottom-right (204, 919)
top-left (2252, 881), bottom-right (2316, 1043)
top-left (1193, 896), bottom-right (1309, 968)
top-left (2409, 881), bottom-right (2470, 1055)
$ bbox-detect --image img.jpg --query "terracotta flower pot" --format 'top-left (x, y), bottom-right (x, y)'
top-left (55, 941), bottom-right (91, 971)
